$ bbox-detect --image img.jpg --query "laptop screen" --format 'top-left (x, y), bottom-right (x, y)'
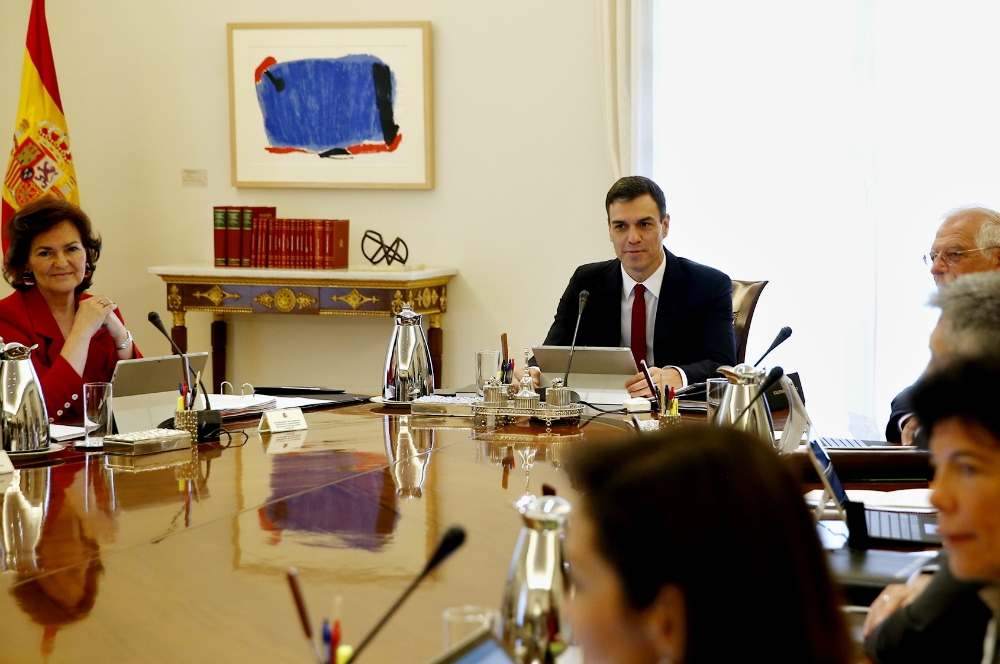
top-left (809, 440), bottom-right (848, 508)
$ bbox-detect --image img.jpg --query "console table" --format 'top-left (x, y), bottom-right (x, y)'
top-left (147, 265), bottom-right (458, 391)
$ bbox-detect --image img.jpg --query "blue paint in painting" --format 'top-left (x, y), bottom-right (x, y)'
top-left (256, 54), bottom-right (397, 153)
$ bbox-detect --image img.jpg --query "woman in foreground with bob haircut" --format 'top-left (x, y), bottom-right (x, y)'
top-left (565, 425), bottom-right (850, 664)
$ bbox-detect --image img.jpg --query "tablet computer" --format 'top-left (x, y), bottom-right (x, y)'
top-left (110, 353), bottom-right (209, 433)
top-left (532, 346), bottom-right (638, 405)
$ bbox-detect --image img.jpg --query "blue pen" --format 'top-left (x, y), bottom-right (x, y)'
top-left (322, 618), bottom-right (331, 663)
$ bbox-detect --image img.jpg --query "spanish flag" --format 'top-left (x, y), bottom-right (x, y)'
top-left (2, 0), bottom-right (78, 253)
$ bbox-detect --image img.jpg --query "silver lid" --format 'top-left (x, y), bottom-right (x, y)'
top-left (515, 494), bottom-right (573, 530)
top-left (395, 303), bottom-right (422, 326)
top-left (717, 362), bottom-right (763, 385)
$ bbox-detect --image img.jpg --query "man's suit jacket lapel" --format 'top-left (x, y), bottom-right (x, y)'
top-left (653, 249), bottom-right (684, 365)
top-left (593, 260), bottom-right (623, 346)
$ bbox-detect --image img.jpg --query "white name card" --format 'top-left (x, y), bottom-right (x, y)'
top-left (258, 407), bottom-right (308, 433)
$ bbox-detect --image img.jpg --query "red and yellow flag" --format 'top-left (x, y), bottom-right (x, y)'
top-left (2, 0), bottom-right (77, 253)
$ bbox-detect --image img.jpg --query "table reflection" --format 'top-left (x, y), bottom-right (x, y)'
top-left (384, 415), bottom-right (435, 500)
top-left (5, 456), bottom-right (117, 656)
top-left (473, 425), bottom-right (585, 494)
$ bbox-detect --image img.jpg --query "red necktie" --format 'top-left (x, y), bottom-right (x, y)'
top-left (631, 283), bottom-right (646, 368)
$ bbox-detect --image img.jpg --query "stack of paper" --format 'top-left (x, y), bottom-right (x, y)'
top-left (204, 394), bottom-right (277, 419)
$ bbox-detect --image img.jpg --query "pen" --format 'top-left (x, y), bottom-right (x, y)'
top-left (501, 332), bottom-right (509, 365)
top-left (287, 568), bottom-right (324, 664)
top-left (322, 619), bottom-right (332, 664)
top-left (191, 370), bottom-right (202, 409)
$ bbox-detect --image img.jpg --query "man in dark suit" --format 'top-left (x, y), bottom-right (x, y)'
top-left (521, 176), bottom-right (736, 393)
top-left (886, 207), bottom-right (1000, 443)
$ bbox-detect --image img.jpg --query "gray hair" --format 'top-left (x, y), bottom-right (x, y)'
top-left (943, 206), bottom-right (1000, 257)
top-left (931, 271), bottom-right (1000, 356)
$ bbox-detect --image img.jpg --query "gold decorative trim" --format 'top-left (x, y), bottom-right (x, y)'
top-left (439, 285), bottom-right (447, 312)
top-left (155, 274), bottom-right (454, 289)
top-left (296, 291), bottom-right (318, 309)
top-left (318, 310), bottom-right (389, 317)
top-left (390, 290), bottom-right (408, 315)
top-left (181, 306), bottom-right (254, 314)
top-left (428, 313), bottom-right (442, 328)
top-left (172, 311), bottom-right (186, 327)
top-left (167, 285), bottom-right (182, 310)
top-left (254, 292), bottom-right (275, 309)
top-left (274, 288), bottom-right (297, 313)
top-left (192, 284), bottom-right (242, 306)
top-left (414, 287), bottom-right (438, 309)
top-left (330, 288), bottom-right (377, 310)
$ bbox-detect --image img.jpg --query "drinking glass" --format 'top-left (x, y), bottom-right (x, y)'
top-left (80, 382), bottom-right (112, 448)
top-left (443, 606), bottom-right (500, 650)
top-left (706, 378), bottom-right (728, 423)
top-left (475, 350), bottom-right (501, 396)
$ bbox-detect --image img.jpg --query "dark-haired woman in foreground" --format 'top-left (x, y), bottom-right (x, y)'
top-left (565, 425), bottom-right (850, 664)
top-left (0, 197), bottom-right (139, 423)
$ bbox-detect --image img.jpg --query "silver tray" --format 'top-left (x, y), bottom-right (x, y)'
top-left (471, 401), bottom-right (585, 425)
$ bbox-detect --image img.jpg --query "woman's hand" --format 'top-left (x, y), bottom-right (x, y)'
top-left (59, 296), bottom-right (117, 376)
top-left (71, 296), bottom-right (116, 341)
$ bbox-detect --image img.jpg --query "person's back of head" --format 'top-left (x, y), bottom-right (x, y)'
top-left (929, 271), bottom-right (1000, 364)
top-left (566, 425), bottom-right (850, 664)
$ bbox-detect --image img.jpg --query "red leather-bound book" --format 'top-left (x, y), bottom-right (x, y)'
top-left (213, 207), bottom-right (227, 267)
top-left (333, 220), bottom-right (349, 269)
top-left (257, 207), bottom-right (276, 268)
top-left (323, 220), bottom-right (334, 269)
top-left (293, 220), bottom-right (301, 269)
top-left (280, 219), bottom-right (290, 269)
top-left (226, 207), bottom-right (241, 267)
top-left (312, 220), bottom-right (323, 270)
top-left (241, 207), bottom-right (253, 267)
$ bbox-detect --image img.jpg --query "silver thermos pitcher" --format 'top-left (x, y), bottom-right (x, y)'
top-left (500, 495), bottom-right (573, 664)
top-left (711, 363), bottom-right (775, 447)
top-left (383, 304), bottom-right (435, 402)
top-left (1, 341), bottom-right (50, 453)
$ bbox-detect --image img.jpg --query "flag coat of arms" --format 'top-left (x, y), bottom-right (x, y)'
top-left (2, 0), bottom-right (77, 253)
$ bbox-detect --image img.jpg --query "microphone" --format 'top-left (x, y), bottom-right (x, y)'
top-left (148, 311), bottom-right (213, 413)
top-left (733, 366), bottom-right (784, 425)
top-left (563, 290), bottom-right (589, 388)
top-left (347, 526), bottom-right (466, 663)
top-left (753, 326), bottom-right (792, 367)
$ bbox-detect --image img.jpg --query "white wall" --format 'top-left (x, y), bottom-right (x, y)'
top-left (0, 0), bottom-right (614, 393)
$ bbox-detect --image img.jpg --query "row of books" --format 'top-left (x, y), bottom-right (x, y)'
top-left (212, 206), bottom-right (350, 269)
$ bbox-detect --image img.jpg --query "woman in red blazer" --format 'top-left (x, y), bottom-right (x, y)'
top-left (0, 197), bottom-right (139, 423)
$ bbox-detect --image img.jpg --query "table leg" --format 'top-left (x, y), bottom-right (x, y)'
top-left (171, 312), bottom-right (188, 354)
top-left (428, 313), bottom-right (442, 389)
top-left (211, 313), bottom-right (227, 394)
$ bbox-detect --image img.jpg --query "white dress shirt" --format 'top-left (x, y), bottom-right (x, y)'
top-left (620, 250), bottom-right (688, 386)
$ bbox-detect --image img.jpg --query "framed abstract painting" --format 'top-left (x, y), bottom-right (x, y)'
top-left (228, 22), bottom-right (433, 189)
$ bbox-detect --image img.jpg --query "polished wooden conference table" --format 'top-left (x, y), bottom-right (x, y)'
top-left (0, 403), bottom-right (929, 662)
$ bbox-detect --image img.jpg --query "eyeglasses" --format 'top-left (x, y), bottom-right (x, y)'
top-left (922, 247), bottom-right (1000, 266)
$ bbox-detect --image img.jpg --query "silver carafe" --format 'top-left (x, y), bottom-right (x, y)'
top-left (500, 495), bottom-right (573, 664)
top-left (711, 363), bottom-right (775, 447)
top-left (382, 304), bottom-right (435, 402)
top-left (1, 342), bottom-right (49, 453)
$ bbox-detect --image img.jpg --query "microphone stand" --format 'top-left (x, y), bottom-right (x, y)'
top-left (148, 312), bottom-right (220, 439)
top-left (563, 290), bottom-right (589, 388)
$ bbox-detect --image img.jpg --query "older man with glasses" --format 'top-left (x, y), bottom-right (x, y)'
top-left (887, 207), bottom-right (1000, 444)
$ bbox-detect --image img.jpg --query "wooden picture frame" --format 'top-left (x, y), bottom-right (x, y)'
top-left (228, 22), bottom-right (434, 189)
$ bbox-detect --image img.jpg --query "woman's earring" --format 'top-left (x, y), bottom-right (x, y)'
top-left (84, 262), bottom-right (94, 277)
top-left (21, 270), bottom-right (34, 286)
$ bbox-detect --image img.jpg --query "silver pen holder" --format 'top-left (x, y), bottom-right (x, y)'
top-left (483, 384), bottom-right (508, 406)
top-left (546, 386), bottom-right (573, 408)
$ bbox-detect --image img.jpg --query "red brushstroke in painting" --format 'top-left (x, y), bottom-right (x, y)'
top-left (346, 134), bottom-right (402, 155)
top-left (255, 56), bottom-right (278, 84)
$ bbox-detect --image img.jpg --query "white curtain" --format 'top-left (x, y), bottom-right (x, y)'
top-left (650, 0), bottom-right (1000, 437)
top-left (598, 0), bottom-right (654, 179)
